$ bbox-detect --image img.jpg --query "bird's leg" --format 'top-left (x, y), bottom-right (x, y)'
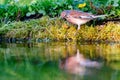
top-left (74, 24), bottom-right (80, 36)
top-left (77, 24), bottom-right (81, 30)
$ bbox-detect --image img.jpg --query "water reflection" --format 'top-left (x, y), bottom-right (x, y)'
top-left (59, 49), bottom-right (102, 76)
top-left (0, 42), bottom-right (120, 80)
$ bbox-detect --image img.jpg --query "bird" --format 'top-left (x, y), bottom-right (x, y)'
top-left (61, 10), bottom-right (107, 30)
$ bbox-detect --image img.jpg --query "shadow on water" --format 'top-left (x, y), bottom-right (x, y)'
top-left (0, 42), bottom-right (120, 80)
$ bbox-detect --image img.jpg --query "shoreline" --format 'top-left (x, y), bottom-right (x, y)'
top-left (0, 16), bottom-right (120, 43)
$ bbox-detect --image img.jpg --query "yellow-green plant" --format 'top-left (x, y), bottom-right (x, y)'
top-left (0, 16), bottom-right (120, 42)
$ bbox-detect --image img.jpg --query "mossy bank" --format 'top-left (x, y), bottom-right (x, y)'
top-left (0, 16), bottom-right (120, 42)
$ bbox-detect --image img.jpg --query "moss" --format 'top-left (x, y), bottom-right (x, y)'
top-left (0, 16), bottom-right (120, 42)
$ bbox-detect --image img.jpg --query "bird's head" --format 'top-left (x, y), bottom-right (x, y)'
top-left (60, 11), bottom-right (67, 18)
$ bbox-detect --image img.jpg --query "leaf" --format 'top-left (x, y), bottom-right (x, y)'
top-left (28, 6), bottom-right (32, 12)
top-left (68, 5), bottom-right (73, 9)
top-left (38, 10), bottom-right (46, 15)
top-left (113, 3), bottom-right (119, 7)
top-left (26, 11), bottom-right (35, 17)
top-left (110, 11), bottom-right (115, 15)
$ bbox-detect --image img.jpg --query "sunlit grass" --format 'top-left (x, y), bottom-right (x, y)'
top-left (0, 16), bottom-right (120, 42)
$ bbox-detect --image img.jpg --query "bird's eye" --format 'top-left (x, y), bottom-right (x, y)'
top-left (79, 16), bottom-right (82, 18)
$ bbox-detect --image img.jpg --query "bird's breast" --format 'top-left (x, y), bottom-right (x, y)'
top-left (66, 17), bottom-right (91, 25)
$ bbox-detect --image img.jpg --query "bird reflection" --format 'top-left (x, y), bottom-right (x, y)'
top-left (59, 49), bottom-right (102, 76)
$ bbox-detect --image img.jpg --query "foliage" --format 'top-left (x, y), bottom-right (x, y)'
top-left (0, 16), bottom-right (120, 42)
top-left (0, 0), bottom-right (73, 22)
top-left (76, 0), bottom-right (120, 18)
top-left (0, 0), bottom-right (120, 23)
top-left (32, 0), bottom-right (73, 17)
top-left (0, 3), bottom-right (28, 22)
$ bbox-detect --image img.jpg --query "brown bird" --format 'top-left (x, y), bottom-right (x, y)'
top-left (61, 10), bottom-right (107, 30)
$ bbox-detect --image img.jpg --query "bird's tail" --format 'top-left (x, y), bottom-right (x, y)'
top-left (93, 15), bottom-right (107, 18)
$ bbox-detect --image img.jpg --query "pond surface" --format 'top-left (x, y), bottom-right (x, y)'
top-left (0, 42), bottom-right (120, 80)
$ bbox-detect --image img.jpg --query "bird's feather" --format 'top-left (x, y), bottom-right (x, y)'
top-left (92, 15), bottom-right (108, 18)
top-left (79, 16), bottom-right (93, 19)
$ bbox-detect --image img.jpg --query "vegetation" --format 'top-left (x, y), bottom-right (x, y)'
top-left (0, 1), bottom-right (120, 79)
top-left (0, 0), bottom-right (73, 22)
top-left (0, 0), bottom-right (120, 42)
top-left (0, 16), bottom-right (120, 42)
top-left (0, 0), bottom-right (120, 23)
top-left (76, 0), bottom-right (120, 17)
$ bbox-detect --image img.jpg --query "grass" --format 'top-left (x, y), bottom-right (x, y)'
top-left (0, 16), bottom-right (120, 42)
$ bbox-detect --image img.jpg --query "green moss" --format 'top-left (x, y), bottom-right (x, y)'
top-left (0, 16), bottom-right (120, 42)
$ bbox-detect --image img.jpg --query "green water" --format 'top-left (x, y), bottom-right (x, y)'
top-left (0, 42), bottom-right (120, 80)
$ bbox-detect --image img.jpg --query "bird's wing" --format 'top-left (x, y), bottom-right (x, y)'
top-left (79, 15), bottom-right (93, 19)
top-left (68, 10), bottom-right (94, 19)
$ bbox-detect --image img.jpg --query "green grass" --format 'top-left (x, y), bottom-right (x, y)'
top-left (0, 16), bottom-right (120, 42)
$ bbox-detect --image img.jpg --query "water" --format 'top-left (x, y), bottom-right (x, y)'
top-left (0, 42), bottom-right (120, 80)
